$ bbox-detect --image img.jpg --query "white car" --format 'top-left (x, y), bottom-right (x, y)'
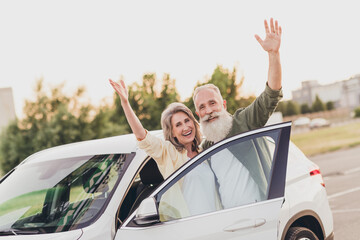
top-left (309, 118), bottom-right (331, 129)
top-left (0, 122), bottom-right (334, 240)
top-left (293, 117), bottom-right (311, 127)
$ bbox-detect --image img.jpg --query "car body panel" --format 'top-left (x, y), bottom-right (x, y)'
top-left (117, 199), bottom-right (283, 240)
top-left (278, 142), bottom-right (334, 239)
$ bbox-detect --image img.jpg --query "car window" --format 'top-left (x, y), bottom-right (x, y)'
top-left (0, 153), bottom-right (134, 234)
top-left (156, 133), bottom-right (278, 222)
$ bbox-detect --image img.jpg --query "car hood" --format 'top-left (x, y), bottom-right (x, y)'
top-left (0, 229), bottom-right (82, 239)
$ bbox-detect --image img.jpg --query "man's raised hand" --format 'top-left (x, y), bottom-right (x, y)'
top-left (255, 18), bottom-right (282, 54)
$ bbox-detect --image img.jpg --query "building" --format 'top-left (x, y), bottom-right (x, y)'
top-left (339, 75), bottom-right (360, 109)
top-left (0, 87), bottom-right (16, 132)
top-left (292, 74), bottom-right (360, 109)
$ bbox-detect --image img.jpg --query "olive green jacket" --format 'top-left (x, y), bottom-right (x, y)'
top-left (201, 83), bottom-right (283, 150)
top-left (201, 84), bottom-right (283, 199)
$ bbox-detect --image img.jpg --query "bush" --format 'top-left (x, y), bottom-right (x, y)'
top-left (355, 107), bottom-right (360, 118)
top-left (312, 95), bottom-right (325, 112)
top-left (300, 103), bottom-right (312, 114)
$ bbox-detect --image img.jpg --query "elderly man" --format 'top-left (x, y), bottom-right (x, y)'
top-left (193, 18), bottom-right (283, 209)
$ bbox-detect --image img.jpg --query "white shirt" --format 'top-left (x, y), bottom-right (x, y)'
top-left (182, 161), bottom-right (220, 216)
top-left (211, 148), bottom-right (261, 209)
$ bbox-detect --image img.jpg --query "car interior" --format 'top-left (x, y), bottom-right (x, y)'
top-left (118, 158), bottom-right (164, 225)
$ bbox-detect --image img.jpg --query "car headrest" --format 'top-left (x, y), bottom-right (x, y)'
top-left (139, 159), bottom-right (164, 186)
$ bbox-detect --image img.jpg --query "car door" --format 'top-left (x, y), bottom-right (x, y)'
top-left (115, 122), bottom-right (291, 240)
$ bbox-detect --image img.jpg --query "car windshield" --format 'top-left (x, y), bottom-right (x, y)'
top-left (0, 153), bottom-right (133, 235)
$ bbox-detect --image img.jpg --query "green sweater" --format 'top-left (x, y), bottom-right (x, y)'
top-left (202, 84), bottom-right (283, 150)
top-left (201, 84), bottom-right (283, 199)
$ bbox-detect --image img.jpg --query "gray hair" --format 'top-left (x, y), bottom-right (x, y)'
top-left (193, 84), bottom-right (224, 111)
top-left (161, 102), bottom-right (202, 152)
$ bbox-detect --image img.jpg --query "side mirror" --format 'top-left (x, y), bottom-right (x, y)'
top-left (133, 197), bottom-right (160, 225)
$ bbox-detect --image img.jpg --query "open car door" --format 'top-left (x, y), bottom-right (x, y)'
top-left (116, 122), bottom-right (291, 240)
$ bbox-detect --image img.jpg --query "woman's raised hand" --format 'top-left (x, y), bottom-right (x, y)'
top-left (109, 78), bottom-right (146, 138)
top-left (109, 79), bottom-right (128, 103)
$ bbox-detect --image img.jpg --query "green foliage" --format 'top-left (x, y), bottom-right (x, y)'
top-left (300, 103), bottom-right (312, 114)
top-left (285, 101), bottom-right (300, 116)
top-left (354, 107), bottom-right (360, 118)
top-left (275, 101), bottom-right (286, 114)
top-left (91, 106), bottom-right (128, 138)
top-left (0, 121), bottom-right (30, 173)
top-left (326, 101), bottom-right (335, 111)
top-left (312, 95), bottom-right (325, 112)
top-left (112, 73), bottom-right (180, 131)
top-left (276, 100), bottom-right (300, 117)
top-left (0, 65), bottom-right (257, 174)
top-left (184, 65), bottom-right (255, 116)
top-left (276, 101), bottom-right (300, 117)
top-left (0, 80), bottom-right (126, 173)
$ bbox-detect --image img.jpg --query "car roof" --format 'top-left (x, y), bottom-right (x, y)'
top-left (21, 130), bottom-right (164, 165)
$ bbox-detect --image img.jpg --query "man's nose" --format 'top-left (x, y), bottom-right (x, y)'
top-left (205, 106), bottom-right (213, 115)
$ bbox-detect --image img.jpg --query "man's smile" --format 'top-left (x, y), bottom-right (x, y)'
top-left (206, 116), bottom-right (219, 123)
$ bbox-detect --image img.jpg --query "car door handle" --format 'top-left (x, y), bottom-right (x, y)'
top-left (223, 218), bottom-right (266, 232)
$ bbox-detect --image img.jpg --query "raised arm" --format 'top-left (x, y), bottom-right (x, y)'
top-left (109, 79), bottom-right (147, 140)
top-left (254, 18), bottom-right (282, 90)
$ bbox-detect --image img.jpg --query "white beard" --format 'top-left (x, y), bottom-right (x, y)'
top-left (200, 109), bottom-right (233, 143)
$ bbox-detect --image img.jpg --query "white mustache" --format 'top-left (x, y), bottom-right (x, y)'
top-left (202, 111), bottom-right (221, 122)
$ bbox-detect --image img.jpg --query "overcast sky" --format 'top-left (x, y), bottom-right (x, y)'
top-left (1, 0), bottom-right (359, 118)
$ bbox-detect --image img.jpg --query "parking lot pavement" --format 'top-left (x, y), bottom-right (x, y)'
top-left (310, 146), bottom-right (360, 240)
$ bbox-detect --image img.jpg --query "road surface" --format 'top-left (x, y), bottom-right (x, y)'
top-left (310, 146), bottom-right (360, 240)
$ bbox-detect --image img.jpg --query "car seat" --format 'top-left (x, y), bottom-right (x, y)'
top-left (129, 159), bottom-right (164, 214)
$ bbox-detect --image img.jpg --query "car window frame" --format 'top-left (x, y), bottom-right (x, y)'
top-left (122, 122), bottom-right (291, 228)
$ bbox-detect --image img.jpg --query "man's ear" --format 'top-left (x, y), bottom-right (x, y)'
top-left (223, 100), bottom-right (227, 110)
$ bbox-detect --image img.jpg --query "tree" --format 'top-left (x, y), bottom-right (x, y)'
top-left (275, 100), bottom-right (299, 117)
top-left (285, 101), bottom-right (300, 116)
top-left (110, 73), bottom-right (180, 131)
top-left (326, 101), bottom-right (335, 111)
top-left (0, 79), bottom-right (125, 173)
top-left (312, 95), bottom-right (325, 112)
top-left (354, 107), bottom-right (360, 118)
top-left (0, 120), bottom-right (30, 173)
top-left (184, 65), bottom-right (255, 116)
top-left (275, 101), bottom-right (286, 115)
top-left (91, 105), bottom-right (128, 139)
top-left (300, 103), bottom-right (312, 114)
top-left (155, 74), bottom-right (180, 124)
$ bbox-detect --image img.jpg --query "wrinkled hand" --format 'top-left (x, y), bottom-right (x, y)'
top-left (109, 79), bottom-right (128, 103)
top-left (255, 18), bottom-right (282, 54)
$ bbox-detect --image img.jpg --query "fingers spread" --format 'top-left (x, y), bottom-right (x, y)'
top-left (264, 19), bottom-right (270, 34)
top-left (254, 34), bottom-right (263, 45)
top-left (120, 79), bottom-right (126, 88)
top-left (270, 18), bottom-right (275, 33)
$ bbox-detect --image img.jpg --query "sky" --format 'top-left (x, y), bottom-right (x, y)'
top-left (1, 0), bottom-right (359, 118)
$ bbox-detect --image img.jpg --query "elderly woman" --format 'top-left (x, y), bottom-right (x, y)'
top-left (109, 79), bottom-right (221, 219)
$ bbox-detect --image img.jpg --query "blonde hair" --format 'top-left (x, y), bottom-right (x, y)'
top-left (193, 84), bottom-right (224, 111)
top-left (161, 102), bottom-right (202, 152)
